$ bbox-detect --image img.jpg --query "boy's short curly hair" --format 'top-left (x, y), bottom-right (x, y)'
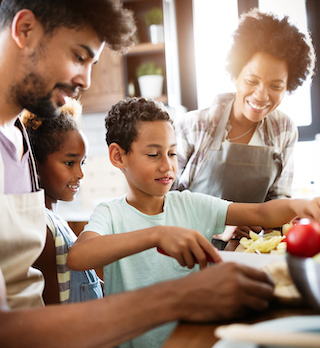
top-left (0, 0), bottom-right (136, 52)
top-left (105, 97), bottom-right (173, 153)
top-left (22, 98), bottom-right (82, 163)
top-left (226, 8), bottom-right (316, 93)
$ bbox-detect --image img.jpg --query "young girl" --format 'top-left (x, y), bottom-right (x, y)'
top-left (22, 98), bottom-right (103, 304)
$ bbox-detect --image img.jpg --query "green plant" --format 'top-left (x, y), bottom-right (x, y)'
top-left (144, 7), bottom-right (163, 26)
top-left (136, 62), bottom-right (163, 77)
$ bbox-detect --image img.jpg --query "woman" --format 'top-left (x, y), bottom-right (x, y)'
top-left (173, 8), bottom-right (316, 245)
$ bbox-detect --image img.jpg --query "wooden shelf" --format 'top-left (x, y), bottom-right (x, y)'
top-left (126, 42), bottom-right (165, 56)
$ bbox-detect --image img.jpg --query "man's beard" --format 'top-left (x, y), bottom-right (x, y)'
top-left (11, 72), bottom-right (77, 119)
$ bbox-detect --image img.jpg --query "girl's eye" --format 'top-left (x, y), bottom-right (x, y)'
top-left (169, 152), bottom-right (177, 157)
top-left (81, 160), bottom-right (86, 166)
top-left (147, 154), bottom-right (158, 157)
top-left (65, 161), bottom-right (74, 166)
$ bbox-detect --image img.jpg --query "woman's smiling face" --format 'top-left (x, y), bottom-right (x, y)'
top-left (233, 51), bottom-right (288, 123)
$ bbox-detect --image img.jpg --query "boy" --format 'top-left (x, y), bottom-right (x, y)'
top-left (68, 97), bottom-right (320, 348)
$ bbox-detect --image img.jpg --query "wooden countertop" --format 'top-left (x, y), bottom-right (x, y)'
top-left (162, 239), bottom-right (318, 347)
top-left (162, 294), bottom-right (318, 348)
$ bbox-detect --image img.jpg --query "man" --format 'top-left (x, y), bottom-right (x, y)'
top-left (0, 1), bottom-right (274, 347)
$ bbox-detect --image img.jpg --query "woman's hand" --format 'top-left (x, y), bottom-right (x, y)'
top-left (218, 225), bottom-right (263, 242)
top-left (156, 226), bottom-right (222, 269)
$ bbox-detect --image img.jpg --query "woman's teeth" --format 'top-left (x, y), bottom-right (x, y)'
top-left (248, 101), bottom-right (267, 110)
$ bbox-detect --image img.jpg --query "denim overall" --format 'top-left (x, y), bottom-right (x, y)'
top-left (46, 211), bottom-right (103, 303)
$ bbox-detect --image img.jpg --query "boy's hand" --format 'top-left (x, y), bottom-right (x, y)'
top-left (155, 226), bottom-right (222, 269)
top-left (157, 247), bottom-right (215, 263)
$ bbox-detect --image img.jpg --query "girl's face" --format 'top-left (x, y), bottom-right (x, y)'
top-left (122, 120), bottom-right (178, 208)
top-left (38, 129), bottom-right (87, 207)
top-left (233, 52), bottom-right (288, 123)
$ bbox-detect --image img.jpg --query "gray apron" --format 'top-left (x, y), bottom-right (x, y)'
top-left (0, 119), bottom-right (46, 309)
top-left (189, 103), bottom-right (283, 203)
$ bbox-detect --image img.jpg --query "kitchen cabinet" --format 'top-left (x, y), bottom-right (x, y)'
top-left (123, 0), bottom-right (181, 108)
top-left (80, 0), bottom-right (181, 114)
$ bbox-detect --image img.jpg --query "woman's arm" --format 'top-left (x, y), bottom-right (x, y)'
top-left (226, 197), bottom-right (320, 228)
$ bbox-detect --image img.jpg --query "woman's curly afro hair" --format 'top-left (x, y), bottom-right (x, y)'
top-left (226, 8), bottom-right (316, 93)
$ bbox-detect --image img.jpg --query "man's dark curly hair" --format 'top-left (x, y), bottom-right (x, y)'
top-left (226, 8), bottom-right (316, 93)
top-left (0, 0), bottom-right (136, 52)
top-left (105, 97), bottom-right (173, 153)
top-left (22, 98), bottom-right (82, 163)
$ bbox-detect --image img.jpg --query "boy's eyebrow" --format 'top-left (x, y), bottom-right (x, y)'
top-left (146, 143), bottom-right (177, 148)
top-left (65, 153), bottom-right (81, 157)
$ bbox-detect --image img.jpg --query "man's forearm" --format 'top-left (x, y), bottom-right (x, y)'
top-left (0, 279), bottom-right (182, 348)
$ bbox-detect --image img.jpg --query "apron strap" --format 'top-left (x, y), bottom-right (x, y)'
top-left (0, 145), bottom-right (4, 194)
top-left (15, 117), bottom-right (40, 192)
top-left (211, 100), bottom-right (234, 150)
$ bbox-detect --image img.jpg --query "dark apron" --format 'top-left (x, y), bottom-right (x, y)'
top-left (189, 103), bottom-right (283, 203)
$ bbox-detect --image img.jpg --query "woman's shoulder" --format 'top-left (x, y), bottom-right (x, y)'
top-left (267, 109), bottom-right (297, 131)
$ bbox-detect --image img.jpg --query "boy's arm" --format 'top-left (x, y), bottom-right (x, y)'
top-left (67, 228), bottom-right (159, 271)
top-left (67, 225), bottom-right (222, 271)
top-left (226, 197), bottom-right (320, 227)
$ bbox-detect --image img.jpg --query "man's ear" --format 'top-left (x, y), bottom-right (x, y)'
top-left (109, 143), bottom-right (127, 169)
top-left (11, 9), bottom-right (39, 49)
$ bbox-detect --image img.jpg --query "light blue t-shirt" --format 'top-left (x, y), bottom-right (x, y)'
top-left (83, 190), bottom-right (231, 348)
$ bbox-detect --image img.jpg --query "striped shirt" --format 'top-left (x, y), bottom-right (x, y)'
top-left (46, 209), bottom-right (76, 303)
top-left (173, 93), bottom-right (298, 201)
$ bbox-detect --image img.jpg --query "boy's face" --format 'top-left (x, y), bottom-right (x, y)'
top-left (122, 120), bottom-right (178, 201)
top-left (11, 25), bottom-right (105, 119)
top-left (37, 130), bottom-right (87, 205)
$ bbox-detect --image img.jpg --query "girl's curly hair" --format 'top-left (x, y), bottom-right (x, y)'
top-left (105, 97), bottom-right (173, 153)
top-left (226, 8), bottom-right (316, 93)
top-left (21, 98), bottom-right (82, 163)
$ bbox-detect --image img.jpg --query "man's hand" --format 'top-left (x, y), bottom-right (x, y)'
top-left (176, 262), bottom-right (274, 322)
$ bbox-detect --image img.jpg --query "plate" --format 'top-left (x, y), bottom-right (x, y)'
top-left (220, 251), bottom-right (301, 302)
top-left (212, 316), bottom-right (320, 348)
top-left (220, 250), bottom-right (284, 268)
